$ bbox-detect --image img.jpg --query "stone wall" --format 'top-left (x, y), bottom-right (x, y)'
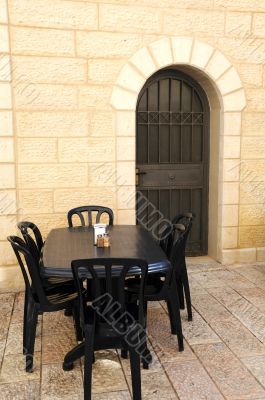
top-left (1, 0), bottom-right (265, 266)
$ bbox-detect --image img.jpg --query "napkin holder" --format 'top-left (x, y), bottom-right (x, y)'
top-left (93, 223), bottom-right (107, 245)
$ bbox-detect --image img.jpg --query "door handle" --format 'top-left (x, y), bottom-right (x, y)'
top-left (136, 168), bottom-right (146, 185)
top-left (169, 175), bottom-right (175, 180)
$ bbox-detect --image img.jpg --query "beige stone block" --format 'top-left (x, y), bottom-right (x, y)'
top-left (242, 137), bottom-right (265, 159)
top-left (0, 241), bottom-right (17, 265)
top-left (242, 113), bottom-right (265, 136)
top-left (221, 249), bottom-right (237, 265)
top-left (18, 190), bottom-right (54, 214)
top-left (0, 25), bottom-right (9, 52)
top-left (239, 226), bottom-right (265, 248)
top-left (88, 163), bottom-right (116, 187)
top-left (0, 55), bottom-right (11, 81)
top-left (9, 0), bottom-right (98, 30)
top-left (117, 64), bottom-right (145, 93)
top-left (190, 40), bottom-right (214, 69)
top-left (238, 248), bottom-right (257, 263)
top-left (0, 138), bottom-right (14, 162)
top-left (0, 190), bottom-right (17, 215)
top-left (54, 188), bottom-right (116, 213)
top-left (0, 216), bottom-right (17, 240)
top-left (116, 111), bottom-right (135, 136)
top-left (99, 4), bottom-right (162, 33)
top-left (222, 205), bottom-right (239, 227)
top-left (58, 138), bottom-right (115, 162)
top-left (222, 182), bottom-right (239, 205)
top-left (0, 0), bottom-right (8, 23)
top-left (11, 26), bottom-right (75, 56)
top-left (0, 111), bottom-right (13, 136)
top-left (129, 47), bottom-right (156, 79)
top-left (78, 85), bottom-right (111, 109)
top-left (14, 84), bottom-right (77, 110)
top-left (226, 12), bottom-right (252, 36)
top-left (117, 162), bottom-right (135, 186)
top-left (257, 247), bottom-right (265, 262)
top-left (18, 164), bottom-right (88, 189)
top-left (88, 60), bottom-right (124, 84)
top-left (240, 160), bottom-right (265, 182)
top-left (223, 89), bottom-right (246, 112)
top-left (117, 185), bottom-right (135, 210)
top-left (77, 31), bottom-right (142, 59)
top-left (149, 38), bottom-right (173, 69)
top-left (16, 111), bottom-right (89, 137)
top-left (0, 83), bottom-right (12, 109)
top-left (171, 36), bottom-right (193, 64)
top-left (223, 136), bottom-right (241, 159)
top-left (216, 37), bottom-right (265, 64)
top-left (111, 86), bottom-right (137, 111)
top-left (89, 111), bottom-right (115, 137)
top-left (223, 159), bottom-right (240, 182)
top-left (12, 56), bottom-right (87, 84)
top-left (205, 50), bottom-right (231, 80)
top-left (240, 204), bottom-right (265, 226)
top-left (217, 68), bottom-right (242, 96)
top-left (236, 63), bottom-right (263, 88)
top-left (253, 13), bottom-right (265, 37)
top-left (222, 227), bottom-right (238, 249)
top-left (240, 182), bottom-right (265, 205)
top-left (215, 0), bottom-right (265, 12)
top-left (17, 138), bottom-right (57, 163)
top-left (223, 112), bottom-right (241, 136)
top-left (117, 209), bottom-right (136, 225)
top-left (247, 89), bottom-right (265, 112)
top-left (117, 137), bottom-right (135, 161)
top-left (0, 165), bottom-right (15, 188)
top-left (163, 9), bottom-right (224, 36)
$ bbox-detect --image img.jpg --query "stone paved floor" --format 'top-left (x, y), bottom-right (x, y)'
top-left (3, 258), bottom-right (265, 399)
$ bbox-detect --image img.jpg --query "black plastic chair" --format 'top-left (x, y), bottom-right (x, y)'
top-left (171, 213), bottom-right (194, 321)
top-left (125, 225), bottom-right (184, 353)
top-left (8, 236), bottom-right (82, 372)
top-left (67, 206), bottom-right (114, 228)
top-left (17, 221), bottom-right (74, 288)
top-left (71, 258), bottom-right (148, 400)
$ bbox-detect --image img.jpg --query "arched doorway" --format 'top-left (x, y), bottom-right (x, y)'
top-left (136, 69), bottom-right (210, 255)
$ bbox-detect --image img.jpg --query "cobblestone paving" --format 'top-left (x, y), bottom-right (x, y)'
top-left (2, 258), bottom-right (265, 399)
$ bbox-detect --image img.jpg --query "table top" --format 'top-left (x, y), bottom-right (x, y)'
top-left (41, 225), bottom-right (170, 278)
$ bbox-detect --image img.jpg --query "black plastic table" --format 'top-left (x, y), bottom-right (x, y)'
top-left (41, 225), bottom-right (170, 278)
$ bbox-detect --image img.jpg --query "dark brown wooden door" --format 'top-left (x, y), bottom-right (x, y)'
top-left (136, 69), bottom-right (210, 255)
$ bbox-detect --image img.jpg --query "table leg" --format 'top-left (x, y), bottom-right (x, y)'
top-left (63, 342), bottom-right (85, 371)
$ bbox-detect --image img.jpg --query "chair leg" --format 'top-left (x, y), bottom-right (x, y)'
top-left (25, 301), bottom-right (38, 372)
top-left (167, 286), bottom-right (184, 352)
top-left (73, 302), bottom-right (83, 342)
top-left (84, 326), bottom-right (95, 400)
top-left (182, 268), bottom-right (192, 321)
top-left (176, 278), bottom-right (185, 310)
top-left (129, 348), bottom-right (142, 400)
top-left (23, 288), bottom-right (28, 355)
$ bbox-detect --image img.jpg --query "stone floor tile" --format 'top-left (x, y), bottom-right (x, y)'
top-left (216, 269), bottom-right (256, 290)
top-left (0, 293), bottom-right (15, 311)
top-left (164, 359), bottom-right (224, 400)
top-left (5, 322), bottom-right (41, 356)
top-left (206, 287), bottom-right (242, 309)
top-left (237, 287), bottom-right (265, 313)
top-left (181, 309), bottom-right (221, 346)
top-left (0, 352), bottom-right (41, 383)
top-left (241, 355), bottom-right (265, 388)
top-left (91, 355), bottom-right (128, 394)
top-left (236, 266), bottom-right (265, 286)
top-left (119, 341), bottom-right (162, 375)
top-left (147, 307), bottom-right (196, 363)
top-left (93, 391), bottom-right (131, 399)
top-left (0, 310), bottom-right (12, 341)
top-left (191, 271), bottom-right (227, 289)
top-left (128, 371), bottom-right (178, 399)
top-left (42, 311), bottom-right (75, 337)
top-left (193, 342), bottom-right (265, 399)
top-left (42, 333), bottom-right (77, 364)
top-left (192, 293), bottom-right (232, 321)
top-left (0, 380), bottom-right (40, 400)
top-left (41, 363), bottom-right (83, 400)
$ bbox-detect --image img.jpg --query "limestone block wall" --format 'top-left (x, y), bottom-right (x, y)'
top-left (0, 0), bottom-right (265, 266)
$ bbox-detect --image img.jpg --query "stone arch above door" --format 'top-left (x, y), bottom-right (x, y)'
top-left (111, 37), bottom-right (246, 264)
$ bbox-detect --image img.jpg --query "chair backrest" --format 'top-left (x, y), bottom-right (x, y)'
top-left (17, 221), bottom-right (44, 262)
top-left (172, 213), bottom-right (194, 260)
top-left (7, 236), bottom-right (48, 305)
top-left (168, 225), bottom-right (186, 270)
top-left (71, 258), bottom-right (148, 330)
top-left (67, 205), bottom-right (114, 228)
